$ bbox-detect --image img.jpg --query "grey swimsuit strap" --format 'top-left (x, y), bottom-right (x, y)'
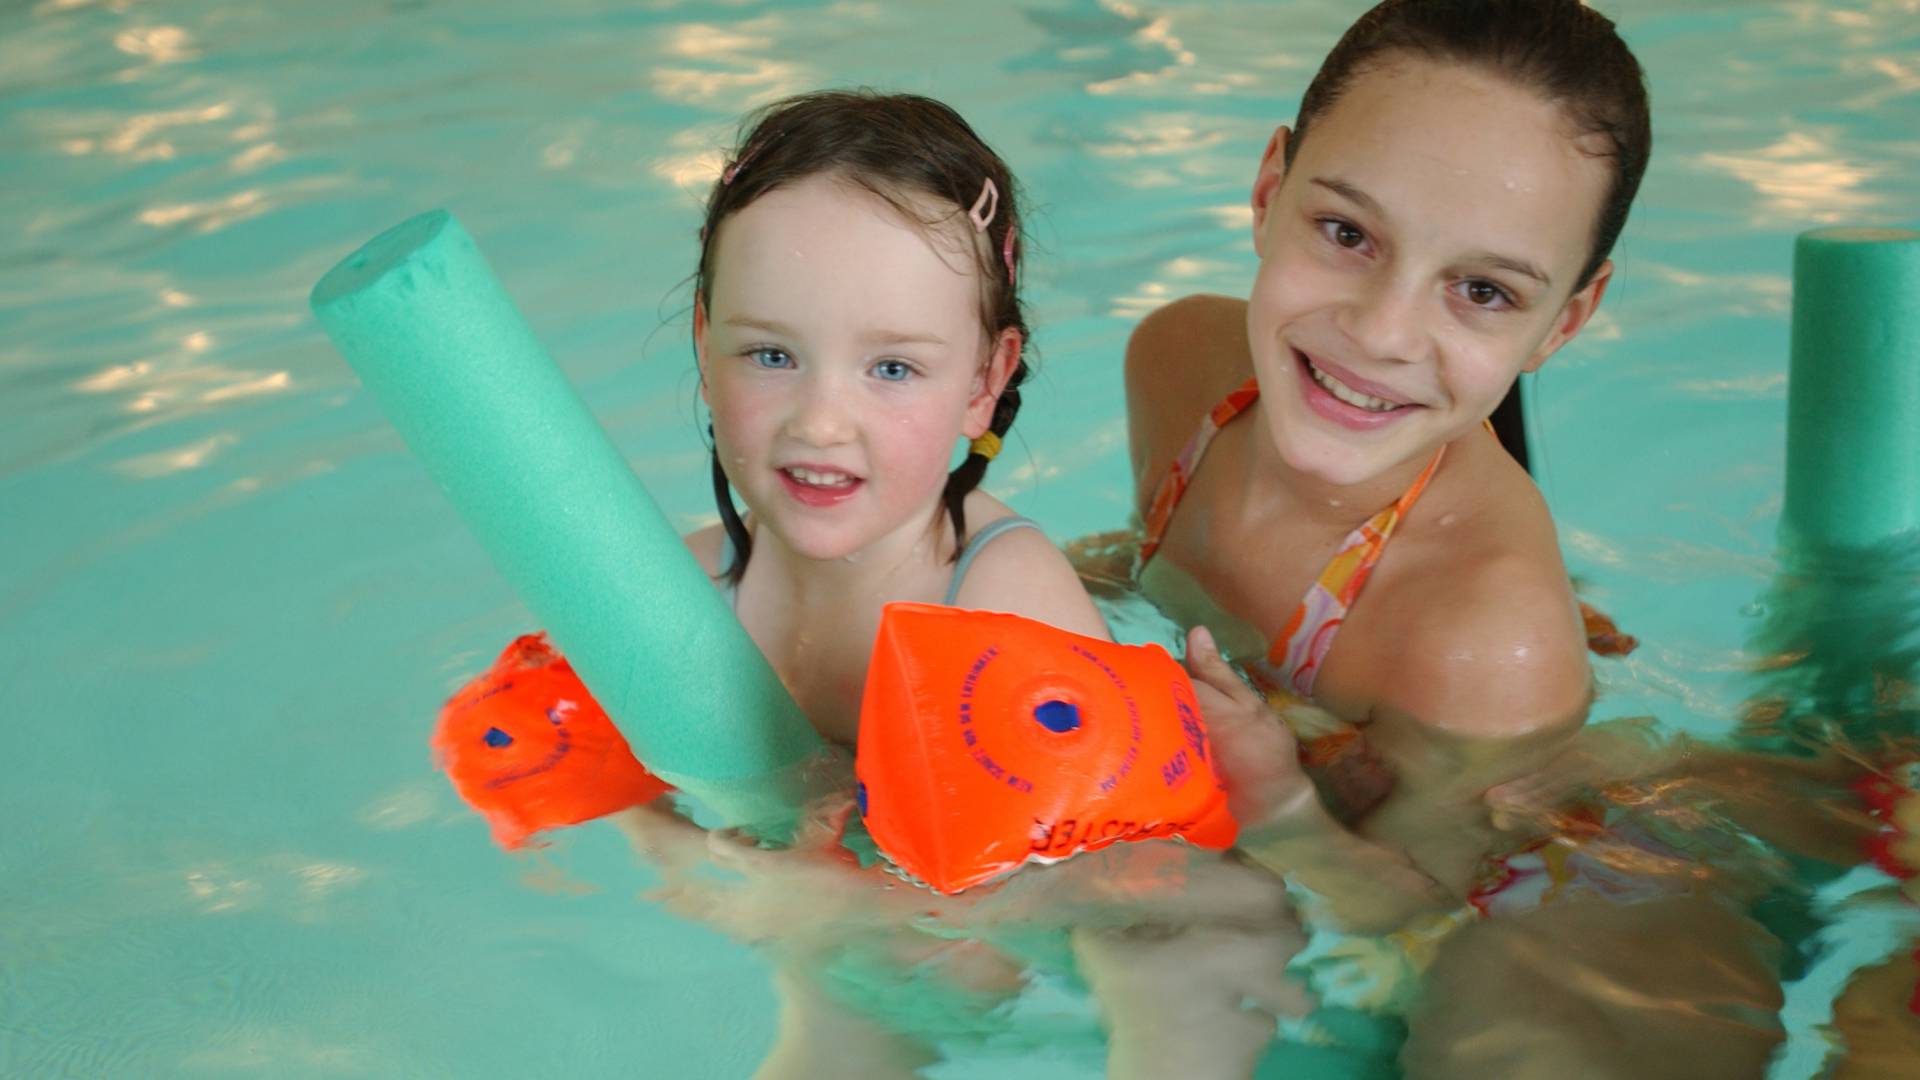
top-left (944, 514), bottom-right (1040, 605)
top-left (712, 515), bottom-right (1041, 611)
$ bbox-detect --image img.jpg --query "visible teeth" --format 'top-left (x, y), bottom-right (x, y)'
top-left (1308, 363), bottom-right (1400, 412)
top-left (785, 466), bottom-right (855, 487)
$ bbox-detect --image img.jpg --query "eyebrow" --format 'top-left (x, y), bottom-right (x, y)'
top-left (1465, 250), bottom-right (1553, 290)
top-left (1311, 176), bottom-right (1385, 220)
top-left (722, 316), bottom-right (948, 348)
top-left (1309, 177), bottom-right (1553, 290)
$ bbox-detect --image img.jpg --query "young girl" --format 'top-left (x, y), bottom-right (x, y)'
top-left (1102, 0), bottom-right (1786, 1074)
top-left (618, 90), bottom-right (1302, 1079)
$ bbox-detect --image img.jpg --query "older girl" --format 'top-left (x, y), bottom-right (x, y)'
top-left (1106, 1), bottom-right (1786, 1074)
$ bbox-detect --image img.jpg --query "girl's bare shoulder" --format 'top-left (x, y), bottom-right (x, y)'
top-left (682, 523), bottom-right (726, 578)
top-left (1124, 295), bottom-right (1255, 509)
top-left (1354, 442), bottom-right (1591, 740)
top-left (950, 494), bottom-right (1110, 641)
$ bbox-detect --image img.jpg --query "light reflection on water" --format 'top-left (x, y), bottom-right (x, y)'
top-left (3, 0), bottom-right (1918, 1076)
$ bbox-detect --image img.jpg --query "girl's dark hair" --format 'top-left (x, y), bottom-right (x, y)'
top-left (1286, 0), bottom-right (1651, 291)
top-left (695, 90), bottom-right (1029, 585)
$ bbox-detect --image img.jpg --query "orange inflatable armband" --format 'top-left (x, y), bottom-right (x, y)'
top-left (434, 633), bottom-right (671, 848)
top-left (856, 603), bottom-right (1237, 893)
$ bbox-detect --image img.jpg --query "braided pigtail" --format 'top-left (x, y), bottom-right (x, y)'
top-left (710, 426), bottom-right (753, 585)
top-left (941, 352), bottom-right (1027, 548)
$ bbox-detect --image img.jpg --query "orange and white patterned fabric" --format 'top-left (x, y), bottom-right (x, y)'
top-left (1138, 376), bottom-right (1444, 698)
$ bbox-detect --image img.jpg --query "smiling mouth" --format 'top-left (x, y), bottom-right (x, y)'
top-left (1298, 351), bottom-right (1409, 414)
top-left (781, 466), bottom-right (859, 489)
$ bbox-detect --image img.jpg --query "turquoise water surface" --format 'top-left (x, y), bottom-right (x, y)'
top-left (5, 0), bottom-right (1919, 1076)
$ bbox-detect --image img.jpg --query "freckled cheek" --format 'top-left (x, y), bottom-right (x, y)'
top-left (873, 403), bottom-right (965, 489)
top-left (705, 382), bottom-right (777, 461)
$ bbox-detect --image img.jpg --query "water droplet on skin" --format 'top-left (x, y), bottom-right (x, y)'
top-left (1438, 513), bottom-right (1458, 527)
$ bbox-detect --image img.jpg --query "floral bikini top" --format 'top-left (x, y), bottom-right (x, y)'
top-left (1137, 376), bottom-right (1446, 700)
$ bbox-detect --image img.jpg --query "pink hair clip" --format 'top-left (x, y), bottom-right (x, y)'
top-left (968, 177), bottom-right (1016, 284)
top-left (722, 130), bottom-right (782, 187)
top-left (706, 134), bottom-right (776, 242)
top-left (968, 177), bottom-right (999, 232)
top-left (721, 145), bottom-right (758, 185)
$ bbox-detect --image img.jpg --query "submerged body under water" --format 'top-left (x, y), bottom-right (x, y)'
top-left (957, 553), bottom-right (1910, 1079)
top-left (621, 535), bottom-right (1920, 1079)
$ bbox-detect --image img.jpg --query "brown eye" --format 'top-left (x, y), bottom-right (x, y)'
top-left (1465, 281), bottom-right (1503, 306)
top-left (1317, 218), bottom-right (1366, 250)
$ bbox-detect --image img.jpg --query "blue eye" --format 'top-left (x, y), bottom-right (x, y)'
top-left (747, 347), bottom-right (794, 369)
top-left (872, 359), bottom-right (914, 382)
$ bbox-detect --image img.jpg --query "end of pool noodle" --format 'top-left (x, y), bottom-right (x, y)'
top-left (1784, 226), bottom-right (1920, 551)
top-left (309, 210), bottom-right (832, 836)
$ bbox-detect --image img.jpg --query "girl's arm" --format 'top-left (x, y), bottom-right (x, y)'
top-left (1182, 627), bottom-right (1459, 932)
top-left (622, 789), bottom-right (1296, 944)
top-left (1193, 551), bottom-right (1596, 932)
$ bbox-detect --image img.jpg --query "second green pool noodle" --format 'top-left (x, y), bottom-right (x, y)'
top-left (310, 210), bottom-right (831, 835)
top-left (1784, 226), bottom-right (1920, 550)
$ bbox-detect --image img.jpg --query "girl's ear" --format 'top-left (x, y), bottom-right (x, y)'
top-left (1523, 260), bottom-right (1613, 373)
top-left (693, 296), bottom-right (711, 403)
top-left (1251, 125), bottom-right (1292, 258)
top-left (965, 328), bottom-right (1023, 438)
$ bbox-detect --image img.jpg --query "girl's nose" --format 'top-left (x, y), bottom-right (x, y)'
top-left (1340, 275), bottom-right (1426, 364)
top-left (785, 375), bottom-right (855, 446)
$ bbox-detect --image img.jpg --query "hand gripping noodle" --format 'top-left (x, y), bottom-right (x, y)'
top-left (1784, 226), bottom-right (1920, 550)
top-left (856, 603), bottom-right (1238, 893)
top-left (310, 210), bottom-right (831, 837)
top-left (434, 634), bottom-right (671, 849)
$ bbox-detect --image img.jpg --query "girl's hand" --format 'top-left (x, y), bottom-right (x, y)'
top-left (966, 841), bottom-right (1296, 933)
top-left (1483, 716), bottom-right (1678, 831)
top-left (1064, 528), bottom-right (1142, 597)
top-left (626, 794), bottom-right (1293, 944)
top-left (628, 798), bottom-right (1032, 1002)
top-left (1183, 626), bottom-right (1316, 831)
top-left (625, 796), bottom-right (918, 952)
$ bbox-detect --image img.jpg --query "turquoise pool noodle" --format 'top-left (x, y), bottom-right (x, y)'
top-left (1784, 226), bottom-right (1920, 550)
top-left (310, 210), bottom-right (827, 832)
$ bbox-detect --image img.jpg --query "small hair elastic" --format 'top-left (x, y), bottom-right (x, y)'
top-left (968, 178), bottom-right (999, 232)
top-left (1002, 223), bottom-right (1018, 287)
top-left (970, 431), bottom-right (1003, 461)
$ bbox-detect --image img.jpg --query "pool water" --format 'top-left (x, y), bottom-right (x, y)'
top-left (4, 0), bottom-right (1918, 1076)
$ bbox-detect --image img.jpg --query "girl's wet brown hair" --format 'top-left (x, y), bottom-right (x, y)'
top-left (1285, 0), bottom-right (1652, 291)
top-left (694, 90), bottom-right (1029, 584)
